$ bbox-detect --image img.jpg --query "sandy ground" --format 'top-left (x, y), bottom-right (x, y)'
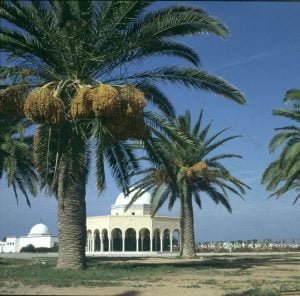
top-left (0, 285), bottom-right (223, 295)
top-left (1, 253), bottom-right (300, 295)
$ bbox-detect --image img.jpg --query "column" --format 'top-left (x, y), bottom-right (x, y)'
top-left (170, 235), bottom-right (173, 252)
top-left (136, 236), bottom-right (139, 252)
top-left (101, 237), bottom-right (104, 252)
top-left (141, 236), bottom-right (144, 252)
top-left (122, 237), bottom-right (125, 252)
top-left (150, 237), bottom-right (153, 252)
top-left (92, 237), bottom-right (95, 253)
top-left (160, 237), bottom-right (163, 252)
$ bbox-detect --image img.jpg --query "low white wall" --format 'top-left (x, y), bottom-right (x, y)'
top-left (18, 236), bottom-right (57, 251)
top-left (1, 237), bottom-right (18, 253)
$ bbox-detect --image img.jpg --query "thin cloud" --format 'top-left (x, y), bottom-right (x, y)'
top-left (214, 46), bottom-right (300, 72)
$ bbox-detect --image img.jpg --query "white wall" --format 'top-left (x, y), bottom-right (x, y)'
top-left (2, 237), bottom-right (18, 253)
top-left (18, 235), bottom-right (57, 251)
top-left (0, 235), bottom-right (58, 253)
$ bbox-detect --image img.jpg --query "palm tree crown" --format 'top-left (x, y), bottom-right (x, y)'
top-left (130, 110), bottom-right (249, 257)
top-left (262, 89), bottom-right (300, 204)
top-left (0, 0), bottom-right (247, 194)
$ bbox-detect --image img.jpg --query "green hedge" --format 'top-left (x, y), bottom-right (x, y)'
top-left (20, 244), bottom-right (58, 253)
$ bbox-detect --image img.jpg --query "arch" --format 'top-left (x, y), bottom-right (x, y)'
top-left (111, 228), bottom-right (122, 251)
top-left (125, 228), bottom-right (137, 251)
top-left (139, 228), bottom-right (150, 251)
top-left (172, 229), bottom-right (180, 252)
top-left (93, 229), bottom-right (101, 252)
top-left (152, 228), bottom-right (161, 251)
top-left (163, 229), bottom-right (170, 251)
top-left (101, 229), bottom-right (109, 252)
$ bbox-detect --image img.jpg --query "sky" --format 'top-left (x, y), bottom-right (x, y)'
top-left (0, 1), bottom-right (299, 243)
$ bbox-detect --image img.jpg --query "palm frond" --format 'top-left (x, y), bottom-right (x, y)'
top-left (284, 89), bottom-right (300, 104)
top-left (273, 108), bottom-right (300, 122)
top-left (108, 67), bottom-right (246, 105)
top-left (136, 82), bottom-right (175, 117)
top-left (127, 6), bottom-right (228, 39)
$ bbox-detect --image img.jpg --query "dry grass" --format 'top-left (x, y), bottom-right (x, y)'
top-left (0, 253), bottom-right (299, 295)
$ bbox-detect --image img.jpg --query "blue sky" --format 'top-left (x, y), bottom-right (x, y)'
top-left (1, 1), bottom-right (299, 242)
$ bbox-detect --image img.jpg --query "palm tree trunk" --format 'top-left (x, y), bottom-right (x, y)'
top-left (56, 154), bottom-right (87, 269)
top-left (181, 193), bottom-right (196, 257)
top-left (180, 200), bottom-right (184, 256)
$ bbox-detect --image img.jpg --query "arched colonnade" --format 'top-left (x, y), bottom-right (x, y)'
top-left (86, 228), bottom-right (180, 253)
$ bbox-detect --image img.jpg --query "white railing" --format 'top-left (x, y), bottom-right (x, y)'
top-left (196, 239), bottom-right (300, 252)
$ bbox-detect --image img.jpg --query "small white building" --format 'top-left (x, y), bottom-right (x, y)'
top-left (0, 223), bottom-right (57, 253)
top-left (86, 190), bottom-right (181, 254)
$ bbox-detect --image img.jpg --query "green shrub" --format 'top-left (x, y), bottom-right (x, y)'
top-left (20, 244), bottom-right (36, 253)
top-left (35, 245), bottom-right (58, 253)
top-left (20, 244), bottom-right (58, 253)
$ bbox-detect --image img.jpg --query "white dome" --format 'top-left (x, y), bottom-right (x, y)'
top-left (114, 189), bottom-right (151, 207)
top-left (28, 223), bottom-right (50, 236)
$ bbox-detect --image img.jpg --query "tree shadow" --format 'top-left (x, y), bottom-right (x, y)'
top-left (224, 288), bottom-right (279, 296)
top-left (115, 291), bottom-right (141, 296)
top-left (87, 254), bottom-right (300, 273)
top-left (87, 257), bottom-right (145, 263)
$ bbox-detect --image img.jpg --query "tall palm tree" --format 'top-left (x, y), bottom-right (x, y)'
top-left (0, 117), bottom-right (37, 206)
top-left (129, 111), bottom-right (249, 257)
top-left (262, 89), bottom-right (300, 204)
top-left (0, 1), bottom-right (246, 268)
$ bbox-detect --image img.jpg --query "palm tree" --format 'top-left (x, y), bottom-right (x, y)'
top-left (0, 117), bottom-right (37, 206)
top-left (129, 111), bottom-right (249, 257)
top-left (262, 89), bottom-right (300, 204)
top-left (0, 1), bottom-right (246, 268)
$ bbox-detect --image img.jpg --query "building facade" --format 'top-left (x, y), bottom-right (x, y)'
top-left (86, 190), bottom-right (181, 254)
top-left (1, 191), bottom-right (180, 255)
top-left (0, 223), bottom-right (57, 253)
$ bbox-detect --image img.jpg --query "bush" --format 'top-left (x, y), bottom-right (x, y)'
top-left (20, 244), bottom-right (58, 253)
top-left (35, 245), bottom-right (58, 253)
top-left (20, 244), bottom-right (36, 253)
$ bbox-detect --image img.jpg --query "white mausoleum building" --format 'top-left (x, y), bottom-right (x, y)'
top-left (0, 223), bottom-right (57, 253)
top-left (86, 190), bottom-right (181, 254)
